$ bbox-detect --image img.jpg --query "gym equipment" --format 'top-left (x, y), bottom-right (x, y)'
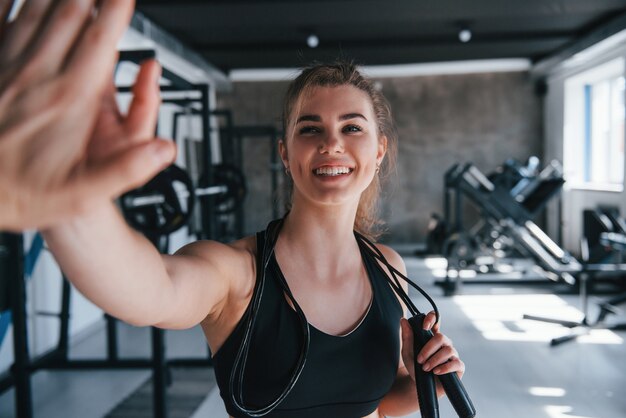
top-left (523, 206), bottom-right (626, 345)
top-left (119, 163), bottom-right (246, 236)
top-left (205, 163), bottom-right (247, 215)
top-left (0, 233), bottom-right (32, 418)
top-left (230, 219), bottom-right (476, 418)
top-left (119, 82), bottom-right (221, 242)
top-left (169, 106), bottom-right (250, 241)
top-left (583, 206), bottom-right (626, 264)
top-left (120, 165), bottom-right (196, 236)
top-left (433, 158), bottom-right (581, 295)
top-left (0, 233), bottom-right (216, 418)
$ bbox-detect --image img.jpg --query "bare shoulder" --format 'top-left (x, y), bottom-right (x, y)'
top-left (374, 243), bottom-right (407, 275)
top-left (174, 235), bottom-right (258, 298)
top-left (175, 235), bottom-right (256, 268)
top-left (176, 235), bottom-right (256, 260)
top-left (374, 243), bottom-right (408, 295)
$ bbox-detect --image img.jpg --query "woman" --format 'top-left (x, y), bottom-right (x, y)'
top-left (43, 62), bottom-right (465, 418)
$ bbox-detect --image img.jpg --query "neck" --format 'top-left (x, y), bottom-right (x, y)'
top-left (276, 195), bottom-right (362, 280)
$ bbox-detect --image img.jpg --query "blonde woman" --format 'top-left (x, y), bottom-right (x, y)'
top-left (44, 62), bottom-right (465, 418)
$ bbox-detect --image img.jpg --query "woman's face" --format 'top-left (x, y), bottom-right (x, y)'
top-left (280, 84), bottom-right (386, 208)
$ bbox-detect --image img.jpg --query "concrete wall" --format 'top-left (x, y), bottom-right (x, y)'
top-left (218, 71), bottom-right (543, 242)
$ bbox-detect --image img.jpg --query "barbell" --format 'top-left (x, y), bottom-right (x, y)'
top-left (119, 164), bottom-right (246, 236)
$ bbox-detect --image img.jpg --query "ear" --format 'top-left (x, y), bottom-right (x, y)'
top-left (376, 135), bottom-right (388, 166)
top-left (279, 139), bottom-right (289, 168)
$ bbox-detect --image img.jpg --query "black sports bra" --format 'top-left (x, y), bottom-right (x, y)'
top-left (211, 226), bottom-right (403, 418)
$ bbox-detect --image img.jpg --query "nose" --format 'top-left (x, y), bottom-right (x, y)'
top-left (318, 131), bottom-right (344, 154)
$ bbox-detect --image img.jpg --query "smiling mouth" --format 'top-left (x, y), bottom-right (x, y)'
top-left (313, 166), bottom-right (354, 176)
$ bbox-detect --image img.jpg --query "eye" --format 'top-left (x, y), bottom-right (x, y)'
top-left (343, 124), bottom-right (363, 133)
top-left (299, 125), bottom-right (321, 135)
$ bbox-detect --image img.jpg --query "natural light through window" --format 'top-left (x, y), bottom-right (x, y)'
top-left (453, 294), bottom-right (623, 344)
top-left (563, 57), bottom-right (625, 190)
top-left (529, 387), bottom-right (566, 397)
top-left (545, 405), bottom-right (595, 418)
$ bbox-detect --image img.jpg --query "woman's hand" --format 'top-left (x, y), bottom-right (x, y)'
top-left (86, 59), bottom-right (168, 167)
top-left (400, 311), bottom-right (465, 396)
top-left (0, 0), bottom-right (176, 231)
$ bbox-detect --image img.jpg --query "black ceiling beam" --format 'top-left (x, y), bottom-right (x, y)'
top-left (203, 39), bottom-right (567, 71)
top-left (135, 1), bottom-right (626, 26)
top-left (137, 0), bottom-right (362, 4)
top-left (532, 9), bottom-right (626, 78)
top-left (128, 12), bottom-right (231, 91)
top-left (191, 31), bottom-right (573, 53)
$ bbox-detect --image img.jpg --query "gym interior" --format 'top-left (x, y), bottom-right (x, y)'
top-left (2, 1), bottom-right (626, 417)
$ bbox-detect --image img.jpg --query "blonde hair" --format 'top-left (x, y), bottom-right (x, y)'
top-left (281, 61), bottom-right (398, 240)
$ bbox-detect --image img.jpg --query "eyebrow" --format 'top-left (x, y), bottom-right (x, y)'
top-left (296, 113), bottom-right (368, 123)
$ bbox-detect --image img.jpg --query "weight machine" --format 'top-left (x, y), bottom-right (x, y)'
top-left (429, 158), bottom-right (626, 345)
top-left (433, 158), bottom-right (581, 295)
top-left (522, 207), bottom-right (626, 345)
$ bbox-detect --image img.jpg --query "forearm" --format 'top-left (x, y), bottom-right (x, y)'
top-left (378, 370), bottom-right (418, 417)
top-left (42, 202), bottom-right (173, 326)
top-left (380, 369), bottom-right (462, 417)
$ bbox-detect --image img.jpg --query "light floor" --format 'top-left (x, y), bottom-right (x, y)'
top-left (1, 256), bottom-right (625, 418)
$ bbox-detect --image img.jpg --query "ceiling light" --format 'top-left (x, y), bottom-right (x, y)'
top-left (458, 28), bottom-right (472, 43)
top-left (307, 34), bottom-right (319, 48)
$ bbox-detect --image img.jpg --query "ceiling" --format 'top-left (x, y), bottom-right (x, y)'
top-left (135, 0), bottom-right (626, 74)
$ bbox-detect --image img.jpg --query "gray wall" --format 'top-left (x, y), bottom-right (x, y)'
top-left (217, 71), bottom-right (543, 242)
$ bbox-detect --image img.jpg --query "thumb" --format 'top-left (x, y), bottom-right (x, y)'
top-left (83, 139), bottom-right (176, 199)
top-left (400, 318), bottom-right (416, 379)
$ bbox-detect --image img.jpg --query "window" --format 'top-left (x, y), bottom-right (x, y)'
top-left (563, 58), bottom-right (625, 190)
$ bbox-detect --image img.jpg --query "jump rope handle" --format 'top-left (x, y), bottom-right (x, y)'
top-left (408, 314), bottom-right (476, 418)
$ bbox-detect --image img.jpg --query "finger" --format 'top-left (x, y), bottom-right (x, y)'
top-left (433, 358), bottom-right (465, 377)
top-left (422, 345), bottom-right (458, 372)
top-left (423, 311), bottom-right (438, 331)
top-left (65, 0), bottom-right (134, 93)
top-left (125, 59), bottom-right (162, 141)
top-left (416, 333), bottom-right (451, 364)
top-left (24, 0), bottom-right (96, 78)
top-left (432, 319), bottom-right (441, 334)
top-left (80, 139), bottom-right (176, 200)
top-left (0, 0), bottom-right (55, 63)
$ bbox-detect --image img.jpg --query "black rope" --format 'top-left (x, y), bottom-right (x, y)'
top-left (355, 231), bottom-right (440, 324)
top-left (230, 219), bottom-right (310, 417)
top-left (229, 220), bottom-right (440, 416)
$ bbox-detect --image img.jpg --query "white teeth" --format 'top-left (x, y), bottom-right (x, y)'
top-left (315, 166), bottom-right (351, 176)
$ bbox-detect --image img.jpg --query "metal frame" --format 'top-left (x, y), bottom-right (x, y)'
top-left (0, 233), bottom-right (32, 418)
top-left (0, 235), bottom-right (214, 418)
top-left (229, 125), bottom-right (283, 220)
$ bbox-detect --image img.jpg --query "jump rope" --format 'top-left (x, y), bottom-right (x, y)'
top-left (230, 219), bottom-right (476, 418)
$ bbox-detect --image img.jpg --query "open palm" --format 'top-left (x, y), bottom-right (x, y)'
top-left (87, 60), bottom-right (164, 165)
